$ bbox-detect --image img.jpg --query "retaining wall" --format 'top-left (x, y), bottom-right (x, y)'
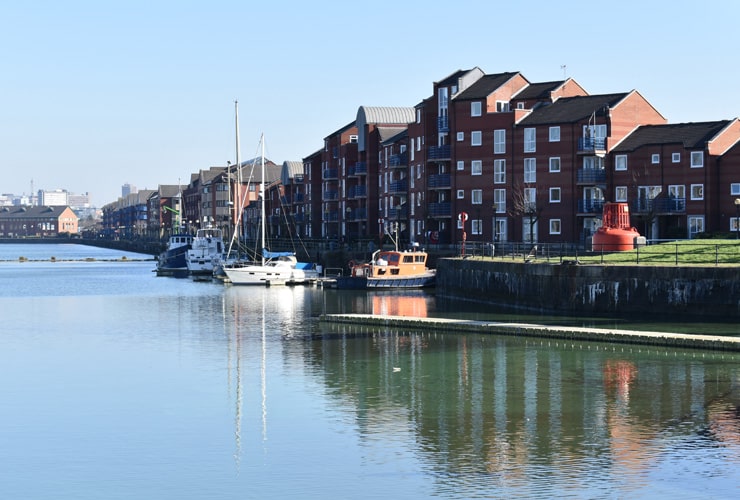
top-left (437, 259), bottom-right (740, 319)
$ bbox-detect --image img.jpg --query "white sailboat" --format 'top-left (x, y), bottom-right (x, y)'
top-left (223, 134), bottom-right (319, 286)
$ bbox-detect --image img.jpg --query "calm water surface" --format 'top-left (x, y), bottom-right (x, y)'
top-left (1, 244), bottom-right (739, 499)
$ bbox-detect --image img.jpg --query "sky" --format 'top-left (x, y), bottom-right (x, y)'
top-left (2, 0), bottom-right (740, 206)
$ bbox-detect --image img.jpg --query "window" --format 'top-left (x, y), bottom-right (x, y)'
top-left (494, 159), bottom-right (506, 184)
top-left (456, 189), bottom-right (464, 199)
top-left (524, 128), bottom-right (536, 152)
top-left (471, 131), bottom-right (482, 146)
top-left (615, 186), bottom-right (627, 202)
top-left (471, 160), bottom-right (482, 176)
top-left (457, 132), bottom-right (464, 142)
top-left (494, 129), bottom-right (506, 154)
top-left (549, 187), bottom-right (561, 203)
top-left (496, 101), bottom-right (510, 112)
top-left (688, 216), bottom-right (704, 238)
top-left (731, 183), bottom-right (740, 196)
top-left (471, 101), bottom-right (482, 117)
top-left (493, 189), bottom-right (506, 214)
top-left (416, 109), bottom-right (421, 123)
top-left (457, 161), bottom-right (464, 171)
top-left (651, 154), bottom-right (660, 164)
top-left (672, 152), bottom-right (681, 163)
top-left (731, 217), bottom-right (740, 233)
top-left (549, 219), bottom-right (561, 234)
top-left (690, 184), bottom-right (704, 200)
top-left (615, 155), bottom-right (627, 171)
top-left (691, 151), bottom-right (703, 168)
top-left (524, 187), bottom-right (536, 208)
top-left (549, 126), bottom-right (560, 142)
top-left (472, 189), bottom-right (482, 204)
top-left (524, 158), bottom-right (536, 183)
top-left (549, 157), bottom-right (561, 173)
top-left (471, 219), bottom-right (483, 235)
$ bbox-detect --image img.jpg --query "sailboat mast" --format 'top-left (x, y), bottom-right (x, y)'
top-left (260, 134), bottom-right (266, 266)
top-left (234, 100), bottom-right (242, 243)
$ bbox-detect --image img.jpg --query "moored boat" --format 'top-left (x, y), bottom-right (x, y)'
top-left (155, 233), bottom-right (192, 276)
top-left (333, 247), bottom-right (436, 289)
top-left (186, 227), bottom-right (224, 276)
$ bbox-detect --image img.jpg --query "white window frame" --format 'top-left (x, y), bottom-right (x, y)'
top-left (672, 152), bottom-right (681, 163)
top-left (651, 154), bottom-right (660, 164)
top-left (471, 219), bottom-right (483, 235)
top-left (690, 184), bottom-right (704, 200)
top-left (731, 217), bottom-right (740, 232)
top-left (688, 216), bottom-right (704, 238)
top-left (471, 101), bottom-right (482, 117)
top-left (456, 132), bottom-right (464, 142)
top-left (494, 129), bottom-right (506, 154)
top-left (471, 160), bottom-right (482, 176)
top-left (524, 187), bottom-right (536, 207)
top-left (456, 189), bottom-right (464, 199)
top-left (493, 159), bottom-right (506, 184)
top-left (615, 155), bottom-right (628, 171)
top-left (615, 186), bottom-right (628, 202)
top-left (549, 157), bottom-right (561, 173)
top-left (496, 101), bottom-right (510, 112)
top-left (691, 151), bottom-right (704, 168)
top-left (549, 126), bottom-right (560, 142)
top-left (524, 158), bottom-right (536, 183)
top-left (457, 160), bottom-right (464, 171)
top-left (472, 189), bottom-right (483, 204)
top-left (493, 188), bottom-right (506, 214)
top-left (471, 131), bottom-right (482, 146)
top-left (549, 187), bottom-right (561, 203)
top-left (549, 219), bottom-right (561, 235)
top-left (524, 128), bottom-right (536, 152)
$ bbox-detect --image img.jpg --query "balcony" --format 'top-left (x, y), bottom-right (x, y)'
top-left (428, 145), bottom-right (451, 160)
top-left (323, 190), bottom-right (338, 201)
top-left (428, 202), bottom-right (451, 218)
top-left (428, 173), bottom-right (451, 189)
top-left (322, 168), bottom-right (338, 180)
top-left (437, 116), bottom-right (449, 132)
top-left (389, 152), bottom-right (408, 168)
top-left (346, 207), bottom-right (367, 221)
top-left (389, 179), bottom-right (407, 194)
top-left (389, 206), bottom-right (408, 219)
top-left (577, 137), bottom-right (606, 154)
top-left (577, 199), bottom-right (605, 214)
top-left (348, 185), bottom-right (367, 198)
top-left (577, 168), bottom-right (606, 184)
top-left (349, 162), bottom-right (367, 176)
top-left (633, 197), bottom-right (686, 214)
top-left (323, 210), bottom-right (339, 222)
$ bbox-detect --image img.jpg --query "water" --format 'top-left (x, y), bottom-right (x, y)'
top-left (1, 244), bottom-right (739, 499)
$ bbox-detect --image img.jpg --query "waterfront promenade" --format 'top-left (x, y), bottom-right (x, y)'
top-left (321, 313), bottom-right (740, 352)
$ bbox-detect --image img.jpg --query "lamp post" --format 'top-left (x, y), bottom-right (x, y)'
top-left (735, 198), bottom-right (740, 239)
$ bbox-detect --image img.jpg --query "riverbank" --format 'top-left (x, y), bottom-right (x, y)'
top-left (321, 313), bottom-right (740, 351)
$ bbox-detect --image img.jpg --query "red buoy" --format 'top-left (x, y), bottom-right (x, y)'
top-left (592, 202), bottom-right (641, 252)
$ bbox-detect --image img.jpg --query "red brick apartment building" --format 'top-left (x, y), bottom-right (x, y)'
top-left (295, 67), bottom-right (740, 246)
top-left (101, 66), bottom-right (740, 247)
top-left (0, 205), bottom-right (78, 237)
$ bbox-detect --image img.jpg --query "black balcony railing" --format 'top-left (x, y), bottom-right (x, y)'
top-left (389, 152), bottom-right (408, 167)
top-left (428, 173), bottom-right (451, 189)
top-left (428, 145), bottom-right (451, 160)
top-left (322, 168), bottom-right (338, 180)
top-left (389, 180), bottom-right (407, 194)
top-left (348, 185), bottom-right (367, 198)
top-left (577, 199), bottom-right (605, 214)
top-left (633, 197), bottom-right (686, 214)
top-left (323, 190), bottom-right (338, 201)
top-left (577, 168), bottom-right (606, 184)
top-left (578, 137), bottom-right (606, 152)
top-left (428, 202), bottom-right (451, 217)
top-left (349, 162), bottom-right (367, 176)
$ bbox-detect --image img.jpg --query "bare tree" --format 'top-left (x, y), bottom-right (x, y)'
top-left (509, 181), bottom-right (544, 244)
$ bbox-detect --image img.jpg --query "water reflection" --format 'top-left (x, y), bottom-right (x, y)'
top-left (309, 324), bottom-right (740, 497)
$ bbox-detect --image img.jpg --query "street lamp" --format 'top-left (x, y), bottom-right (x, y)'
top-left (735, 198), bottom-right (740, 239)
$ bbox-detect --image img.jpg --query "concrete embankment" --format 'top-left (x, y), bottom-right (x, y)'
top-left (436, 258), bottom-right (740, 319)
top-left (320, 314), bottom-right (740, 352)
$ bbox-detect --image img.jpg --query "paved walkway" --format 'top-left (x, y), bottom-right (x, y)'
top-left (320, 314), bottom-right (740, 352)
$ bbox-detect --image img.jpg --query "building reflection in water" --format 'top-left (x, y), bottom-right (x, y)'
top-left (309, 324), bottom-right (740, 493)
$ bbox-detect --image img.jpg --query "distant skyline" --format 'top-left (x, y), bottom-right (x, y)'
top-left (3, 0), bottom-right (740, 206)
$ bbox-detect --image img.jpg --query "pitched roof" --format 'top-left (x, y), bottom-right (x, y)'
top-left (519, 93), bottom-right (629, 125)
top-left (377, 126), bottom-right (407, 142)
top-left (0, 205), bottom-right (76, 219)
top-left (612, 121), bottom-right (734, 152)
top-left (453, 72), bottom-right (521, 100)
top-left (435, 69), bottom-right (475, 86)
top-left (381, 128), bottom-right (408, 146)
top-left (513, 80), bottom-right (567, 100)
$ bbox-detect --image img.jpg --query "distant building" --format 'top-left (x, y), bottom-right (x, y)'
top-left (0, 205), bottom-right (79, 237)
top-left (122, 183), bottom-right (137, 197)
top-left (39, 189), bottom-right (68, 206)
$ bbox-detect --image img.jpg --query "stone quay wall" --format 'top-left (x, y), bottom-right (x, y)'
top-left (437, 259), bottom-right (740, 319)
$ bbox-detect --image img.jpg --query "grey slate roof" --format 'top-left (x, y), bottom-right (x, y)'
top-left (519, 93), bottom-right (629, 126)
top-left (0, 205), bottom-right (74, 219)
top-left (377, 126), bottom-right (407, 142)
top-left (435, 69), bottom-right (475, 86)
top-left (513, 80), bottom-right (567, 100)
top-left (381, 128), bottom-right (408, 146)
top-left (612, 121), bottom-right (733, 152)
top-left (453, 72), bottom-right (521, 101)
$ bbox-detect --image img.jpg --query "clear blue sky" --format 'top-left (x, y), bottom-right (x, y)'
top-left (2, 0), bottom-right (739, 206)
